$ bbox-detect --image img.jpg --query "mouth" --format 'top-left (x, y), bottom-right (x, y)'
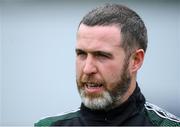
top-left (84, 83), bottom-right (104, 93)
top-left (86, 83), bottom-right (103, 88)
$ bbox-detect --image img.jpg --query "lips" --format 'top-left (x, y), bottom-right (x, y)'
top-left (86, 83), bottom-right (103, 88)
top-left (83, 82), bottom-right (104, 93)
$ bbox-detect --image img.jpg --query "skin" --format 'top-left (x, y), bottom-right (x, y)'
top-left (76, 24), bottom-right (145, 110)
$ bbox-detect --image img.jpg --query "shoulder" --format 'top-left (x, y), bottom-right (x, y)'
top-left (34, 108), bottom-right (80, 126)
top-left (144, 102), bottom-right (180, 126)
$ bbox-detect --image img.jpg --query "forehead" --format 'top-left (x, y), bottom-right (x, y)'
top-left (76, 24), bottom-right (122, 50)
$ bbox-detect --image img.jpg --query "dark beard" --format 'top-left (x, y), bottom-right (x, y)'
top-left (108, 62), bottom-right (131, 109)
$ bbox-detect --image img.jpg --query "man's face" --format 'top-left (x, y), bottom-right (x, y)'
top-left (76, 24), bottom-right (131, 110)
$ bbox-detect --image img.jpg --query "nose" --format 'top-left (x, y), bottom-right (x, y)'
top-left (83, 55), bottom-right (97, 75)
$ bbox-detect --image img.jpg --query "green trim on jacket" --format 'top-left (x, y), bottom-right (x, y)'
top-left (145, 102), bottom-right (180, 126)
top-left (35, 109), bottom-right (80, 126)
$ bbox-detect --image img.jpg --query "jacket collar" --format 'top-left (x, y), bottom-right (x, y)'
top-left (80, 83), bottom-right (145, 123)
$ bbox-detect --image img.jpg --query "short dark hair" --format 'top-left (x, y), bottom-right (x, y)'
top-left (79, 4), bottom-right (148, 55)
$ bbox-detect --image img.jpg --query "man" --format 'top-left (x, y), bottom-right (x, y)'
top-left (35, 4), bottom-right (180, 126)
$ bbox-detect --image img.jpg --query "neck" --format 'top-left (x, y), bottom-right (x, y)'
top-left (121, 80), bottom-right (136, 103)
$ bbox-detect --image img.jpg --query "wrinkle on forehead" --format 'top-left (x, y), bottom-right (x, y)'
top-left (77, 24), bottom-right (122, 50)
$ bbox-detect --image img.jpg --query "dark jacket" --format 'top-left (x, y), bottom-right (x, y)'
top-left (35, 85), bottom-right (180, 126)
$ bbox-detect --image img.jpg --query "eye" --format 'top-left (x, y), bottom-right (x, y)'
top-left (76, 49), bottom-right (87, 59)
top-left (96, 54), bottom-right (109, 59)
top-left (77, 52), bottom-right (86, 57)
top-left (94, 52), bottom-right (112, 61)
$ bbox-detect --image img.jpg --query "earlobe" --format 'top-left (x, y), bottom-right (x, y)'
top-left (131, 49), bottom-right (145, 72)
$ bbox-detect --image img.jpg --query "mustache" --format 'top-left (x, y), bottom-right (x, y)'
top-left (80, 75), bottom-right (105, 84)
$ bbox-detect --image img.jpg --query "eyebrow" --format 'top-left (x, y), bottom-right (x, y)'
top-left (75, 49), bottom-right (113, 58)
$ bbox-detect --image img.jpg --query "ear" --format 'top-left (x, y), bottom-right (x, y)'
top-left (130, 49), bottom-right (145, 72)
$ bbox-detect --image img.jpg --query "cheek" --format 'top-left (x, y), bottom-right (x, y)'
top-left (100, 58), bottom-right (128, 89)
top-left (101, 63), bottom-right (123, 84)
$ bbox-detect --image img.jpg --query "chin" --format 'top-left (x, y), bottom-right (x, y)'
top-left (80, 89), bottom-right (113, 110)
